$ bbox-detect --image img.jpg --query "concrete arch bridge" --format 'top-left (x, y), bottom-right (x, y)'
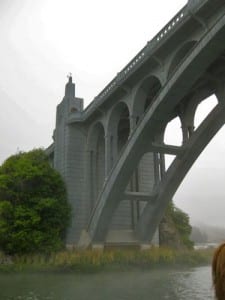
top-left (47, 0), bottom-right (225, 249)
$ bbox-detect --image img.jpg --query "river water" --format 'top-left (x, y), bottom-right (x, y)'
top-left (0, 265), bottom-right (214, 300)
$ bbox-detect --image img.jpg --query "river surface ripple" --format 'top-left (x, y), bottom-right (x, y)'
top-left (0, 265), bottom-right (214, 300)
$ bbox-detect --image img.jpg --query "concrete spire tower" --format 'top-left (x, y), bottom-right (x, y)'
top-left (52, 75), bottom-right (85, 246)
top-left (65, 74), bottom-right (75, 99)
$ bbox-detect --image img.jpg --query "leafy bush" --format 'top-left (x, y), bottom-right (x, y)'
top-left (168, 202), bottom-right (194, 249)
top-left (0, 149), bottom-right (71, 254)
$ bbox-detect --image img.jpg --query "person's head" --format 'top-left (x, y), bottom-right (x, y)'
top-left (212, 243), bottom-right (225, 300)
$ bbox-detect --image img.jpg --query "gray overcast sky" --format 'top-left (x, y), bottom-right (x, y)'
top-left (0, 0), bottom-right (225, 228)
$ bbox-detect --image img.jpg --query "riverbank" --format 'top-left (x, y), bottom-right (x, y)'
top-left (0, 247), bottom-right (215, 273)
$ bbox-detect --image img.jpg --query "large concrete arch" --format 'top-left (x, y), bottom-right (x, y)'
top-left (84, 13), bottom-right (225, 245)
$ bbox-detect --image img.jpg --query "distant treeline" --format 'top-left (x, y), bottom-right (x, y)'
top-left (191, 225), bottom-right (225, 244)
top-left (191, 227), bottom-right (208, 243)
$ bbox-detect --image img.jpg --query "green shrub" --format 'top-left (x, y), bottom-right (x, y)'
top-left (0, 149), bottom-right (71, 254)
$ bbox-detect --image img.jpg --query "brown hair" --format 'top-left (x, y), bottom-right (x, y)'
top-left (212, 243), bottom-right (225, 300)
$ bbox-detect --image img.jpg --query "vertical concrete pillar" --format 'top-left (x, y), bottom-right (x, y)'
top-left (110, 133), bottom-right (118, 167)
top-left (129, 114), bottom-right (140, 229)
top-left (153, 152), bottom-right (160, 186)
top-left (181, 124), bottom-right (189, 144)
top-left (188, 125), bottom-right (195, 137)
top-left (129, 114), bottom-right (138, 135)
top-left (88, 150), bottom-right (95, 212)
top-left (180, 105), bottom-right (195, 145)
top-left (181, 122), bottom-right (195, 144)
top-left (104, 135), bottom-right (111, 177)
top-left (92, 150), bottom-right (98, 202)
top-left (104, 132), bottom-right (119, 176)
top-left (159, 153), bottom-right (166, 179)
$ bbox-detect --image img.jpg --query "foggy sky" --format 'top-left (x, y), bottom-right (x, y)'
top-left (0, 0), bottom-right (225, 228)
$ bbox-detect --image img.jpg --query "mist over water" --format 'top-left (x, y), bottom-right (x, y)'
top-left (0, 266), bottom-right (213, 300)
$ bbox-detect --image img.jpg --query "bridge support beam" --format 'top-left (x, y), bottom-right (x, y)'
top-left (147, 142), bottom-right (185, 155)
top-left (123, 191), bottom-right (156, 202)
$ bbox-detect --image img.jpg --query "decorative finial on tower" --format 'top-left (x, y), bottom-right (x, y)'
top-left (65, 72), bottom-right (75, 98)
top-left (67, 72), bottom-right (72, 83)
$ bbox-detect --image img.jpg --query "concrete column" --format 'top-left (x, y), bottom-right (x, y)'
top-left (153, 152), bottom-right (160, 186)
top-left (181, 123), bottom-right (195, 144)
top-left (188, 125), bottom-right (195, 137)
top-left (104, 132), bottom-right (118, 175)
top-left (159, 153), bottom-right (166, 179)
top-left (129, 114), bottom-right (140, 228)
top-left (181, 124), bottom-right (189, 144)
top-left (86, 150), bottom-right (94, 214)
top-left (111, 133), bottom-right (118, 167)
top-left (180, 107), bottom-right (195, 144)
top-left (90, 150), bottom-right (98, 205)
top-left (129, 114), bottom-right (138, 135)
top-left (104, 135), bottom-right (111, 177)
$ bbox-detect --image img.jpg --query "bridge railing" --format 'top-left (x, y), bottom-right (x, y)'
top-left (68, 1), bottom-right (212, 125)
top-left (187, 0), bottom-right (207, 12)
top-left (77, 4), bottom-right (189, 120)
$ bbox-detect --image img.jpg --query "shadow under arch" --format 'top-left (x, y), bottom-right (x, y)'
top-left (132, 75), bottom-right (162, 122)
top-left (107, 101), bottom-right (131, 166)
top-left (87, 122), bottom-right (105, 210)
top-left (168, 40), bottom-right (198, 79)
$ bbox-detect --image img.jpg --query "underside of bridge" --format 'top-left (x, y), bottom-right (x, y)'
top-left (48, 0), bottom-right (225, 249)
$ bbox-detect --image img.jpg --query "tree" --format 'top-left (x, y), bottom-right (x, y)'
top-left (168, 201), bottom-right (194, 249)
top-left (0, 149), bottom-right (71, 254)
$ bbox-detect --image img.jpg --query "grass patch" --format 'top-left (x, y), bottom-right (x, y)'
top-left (0, 247), bottom-right (214, 273)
